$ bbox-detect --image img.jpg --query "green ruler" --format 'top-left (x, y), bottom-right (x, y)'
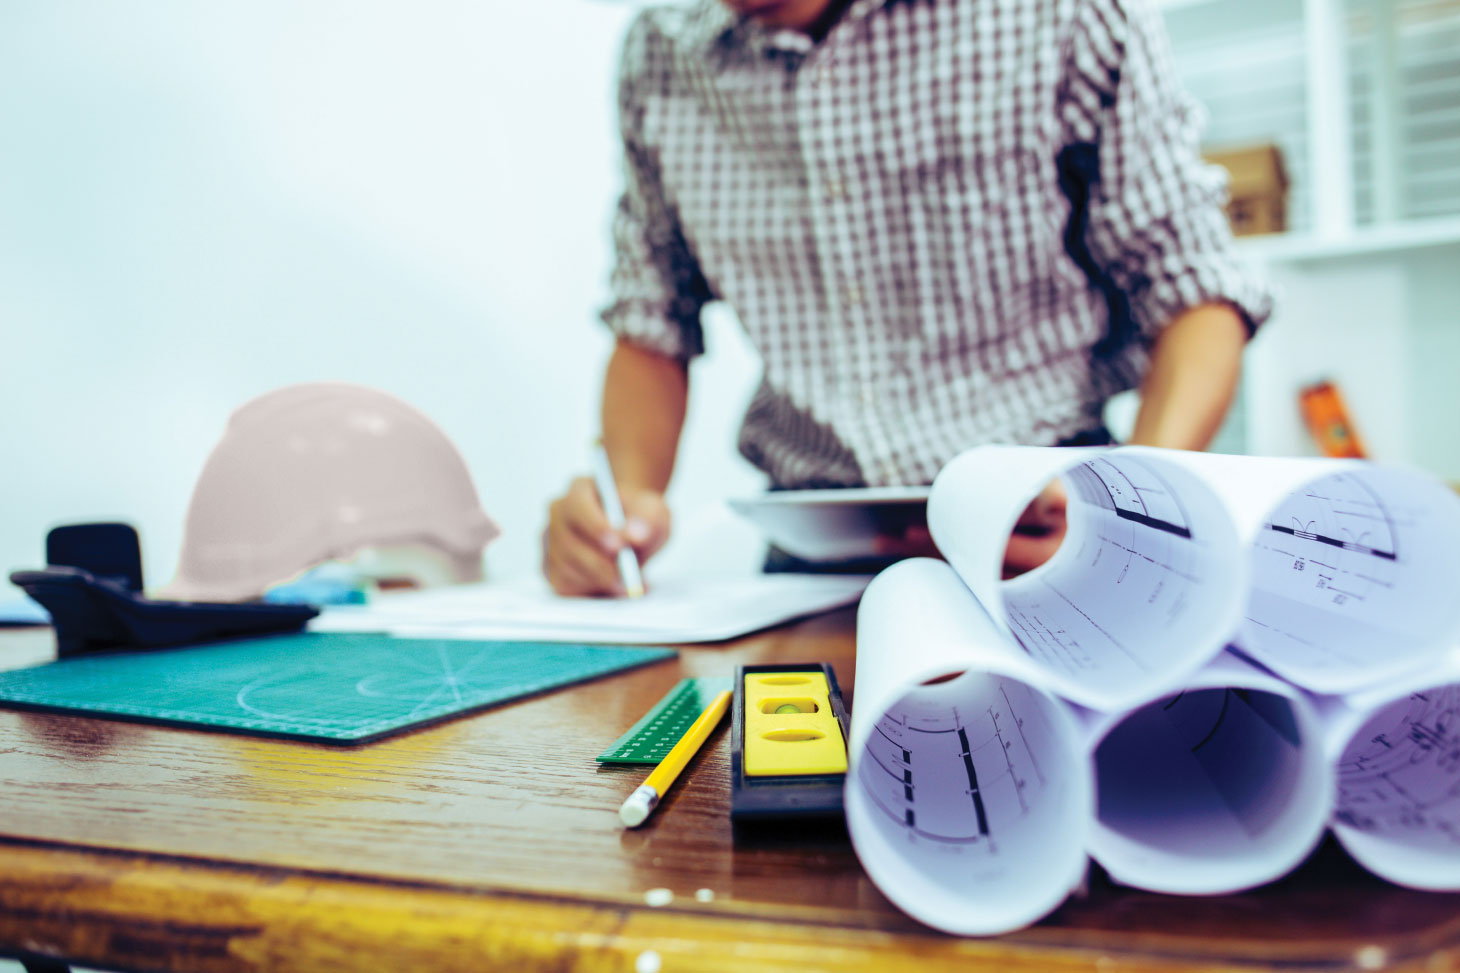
top-left (597, 676), bottom-right (733, 764)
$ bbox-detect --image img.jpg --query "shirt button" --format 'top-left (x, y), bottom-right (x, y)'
top-left (843, 283), bottom-right (863, 307)
top-left (859, 384), bottom-right (876, 406)
top-left (825, 179), bottom-right (845, 200)
top-left (813, 65), bottom-right (833, 84)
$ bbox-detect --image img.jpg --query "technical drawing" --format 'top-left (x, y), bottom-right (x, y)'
top-left (1239, 471), bottom-right (1426, 677)
top-left (1064, 456), bottom-right (1195, 539)
top-left (1253, 472), bottom-right (1400, 609)
top-left (1001, 456), bottom-right (1217, 689)
top-left (856, 683), bottom-right (1047, 852)
top-left (1337, 686), bottom-right (1460, 843)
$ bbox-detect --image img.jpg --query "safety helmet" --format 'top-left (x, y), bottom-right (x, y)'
top-left (164, 382), bottom-right (499, 602)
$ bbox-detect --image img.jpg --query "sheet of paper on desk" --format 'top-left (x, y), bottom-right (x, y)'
top-left (309, 574), bottom-right (871, 644)
top-left (0, 597), bottom-right (50, 626)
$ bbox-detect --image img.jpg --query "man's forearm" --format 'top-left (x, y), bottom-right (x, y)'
top-left (601, 339), bottom-right (689, 492)
top-left (1127, 302), bottom-right (1249, 451)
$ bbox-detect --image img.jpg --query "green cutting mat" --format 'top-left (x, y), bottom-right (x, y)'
top-left (0, 633), bottom-right (675, 744)
top-left (597, 676), bottom-right (732, 764)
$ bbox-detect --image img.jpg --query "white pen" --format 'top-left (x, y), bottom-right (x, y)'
top-left (590, 441), bottom-right (646, 599)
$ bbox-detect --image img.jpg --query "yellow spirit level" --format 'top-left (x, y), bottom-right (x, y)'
top-left (730, 662), bottom-right (850, 824)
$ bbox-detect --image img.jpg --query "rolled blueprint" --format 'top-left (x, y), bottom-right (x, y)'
top-left (1159, 451), bottom-right (1460, 695)
top-left (930, 446), bottom-right (1460, 702)
top-left (928, 445), bottom-right (1248, 711)
top-left (847, 558), bottom-right (1093, 935)
top-left (1082, 651), bottom-right (1332, 895)
top-left (1320, 656), bottom-right (1460, 890)
top-left (854, 445), bottom-right (1460, 935)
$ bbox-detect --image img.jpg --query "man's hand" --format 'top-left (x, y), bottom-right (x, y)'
top-left (995, 304), bottom-right (1247, 580)
top-left (1004, 480), bottom-right (1067, 579)
top-left (545, 477), bottom-right (672, 596)
top-left (872, 524), bottom-right (940, 560)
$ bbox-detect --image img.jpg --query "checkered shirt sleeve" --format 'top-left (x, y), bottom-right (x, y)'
top-left (599, 17), bottom-right (712, 361)
top-left (1061, 0), bottom-right (1273, 338)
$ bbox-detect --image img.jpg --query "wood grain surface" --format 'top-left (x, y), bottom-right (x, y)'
top-left (1, 615), bottom-right (1459, 972)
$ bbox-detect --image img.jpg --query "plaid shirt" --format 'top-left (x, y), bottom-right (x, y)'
top-left (601, 0), bottom-right (1271, 488)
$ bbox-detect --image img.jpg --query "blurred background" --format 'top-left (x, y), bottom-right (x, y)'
top-left (2, 0), bottom-right (1458, 597)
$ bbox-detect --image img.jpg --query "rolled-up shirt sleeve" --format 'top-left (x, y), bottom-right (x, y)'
top-left (600, 14), bottom-right (711, 362)
top-left (1061, 0), bottom-right (1273, 340)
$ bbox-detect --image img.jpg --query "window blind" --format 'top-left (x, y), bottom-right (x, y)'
top-left (1164, 0), bottom-right (1460, 231)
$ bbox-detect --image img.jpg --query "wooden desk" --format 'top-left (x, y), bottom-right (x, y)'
top-left (1, 614), bottom-right (1458, 972)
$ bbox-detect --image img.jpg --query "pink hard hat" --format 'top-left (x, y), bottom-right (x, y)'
top-left (165, 382), bottom-right (500, 602)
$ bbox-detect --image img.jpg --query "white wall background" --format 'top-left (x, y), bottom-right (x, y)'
top-left (0, 1), bottom-right (769, 595)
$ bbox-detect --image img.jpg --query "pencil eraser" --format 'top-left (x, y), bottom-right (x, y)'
top-left (620, 784), bottom-right (659, 828)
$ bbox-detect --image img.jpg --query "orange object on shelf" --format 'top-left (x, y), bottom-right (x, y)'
top-left (1299, 380), bottom-right (1366, 458)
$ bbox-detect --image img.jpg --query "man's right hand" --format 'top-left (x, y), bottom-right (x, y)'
top-left (544, 477), bottom-right (672, 596)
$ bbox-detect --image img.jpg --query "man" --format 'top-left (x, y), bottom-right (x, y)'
top-left (546, 0), bottom-right (1269, 595)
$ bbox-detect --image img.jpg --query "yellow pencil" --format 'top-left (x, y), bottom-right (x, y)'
top-left (619, 689), bottom-right (733, 828)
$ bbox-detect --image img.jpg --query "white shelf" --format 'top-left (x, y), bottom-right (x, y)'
top-left (1235, 216), bottom-right (1460, 264)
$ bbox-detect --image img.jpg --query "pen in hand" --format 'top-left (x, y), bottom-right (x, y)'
top-left (590, 441), bottom-right (646, 599)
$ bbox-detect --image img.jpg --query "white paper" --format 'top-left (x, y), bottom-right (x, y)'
top-left (929, 445), bottom-right (1247, 710)
top-left (1323, 658), bottom-right (1460, 890)
top-left (1130, 452), bottom-right (1460, 693)
top-left (1083, 652), bottom-right (1332, 895)
top-left (846, 559), bottom-right (1092, 935)
top-left (309, 574), bottom-right (869, 644)
top-left (1239, 465), bottom-right (1460, 693)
